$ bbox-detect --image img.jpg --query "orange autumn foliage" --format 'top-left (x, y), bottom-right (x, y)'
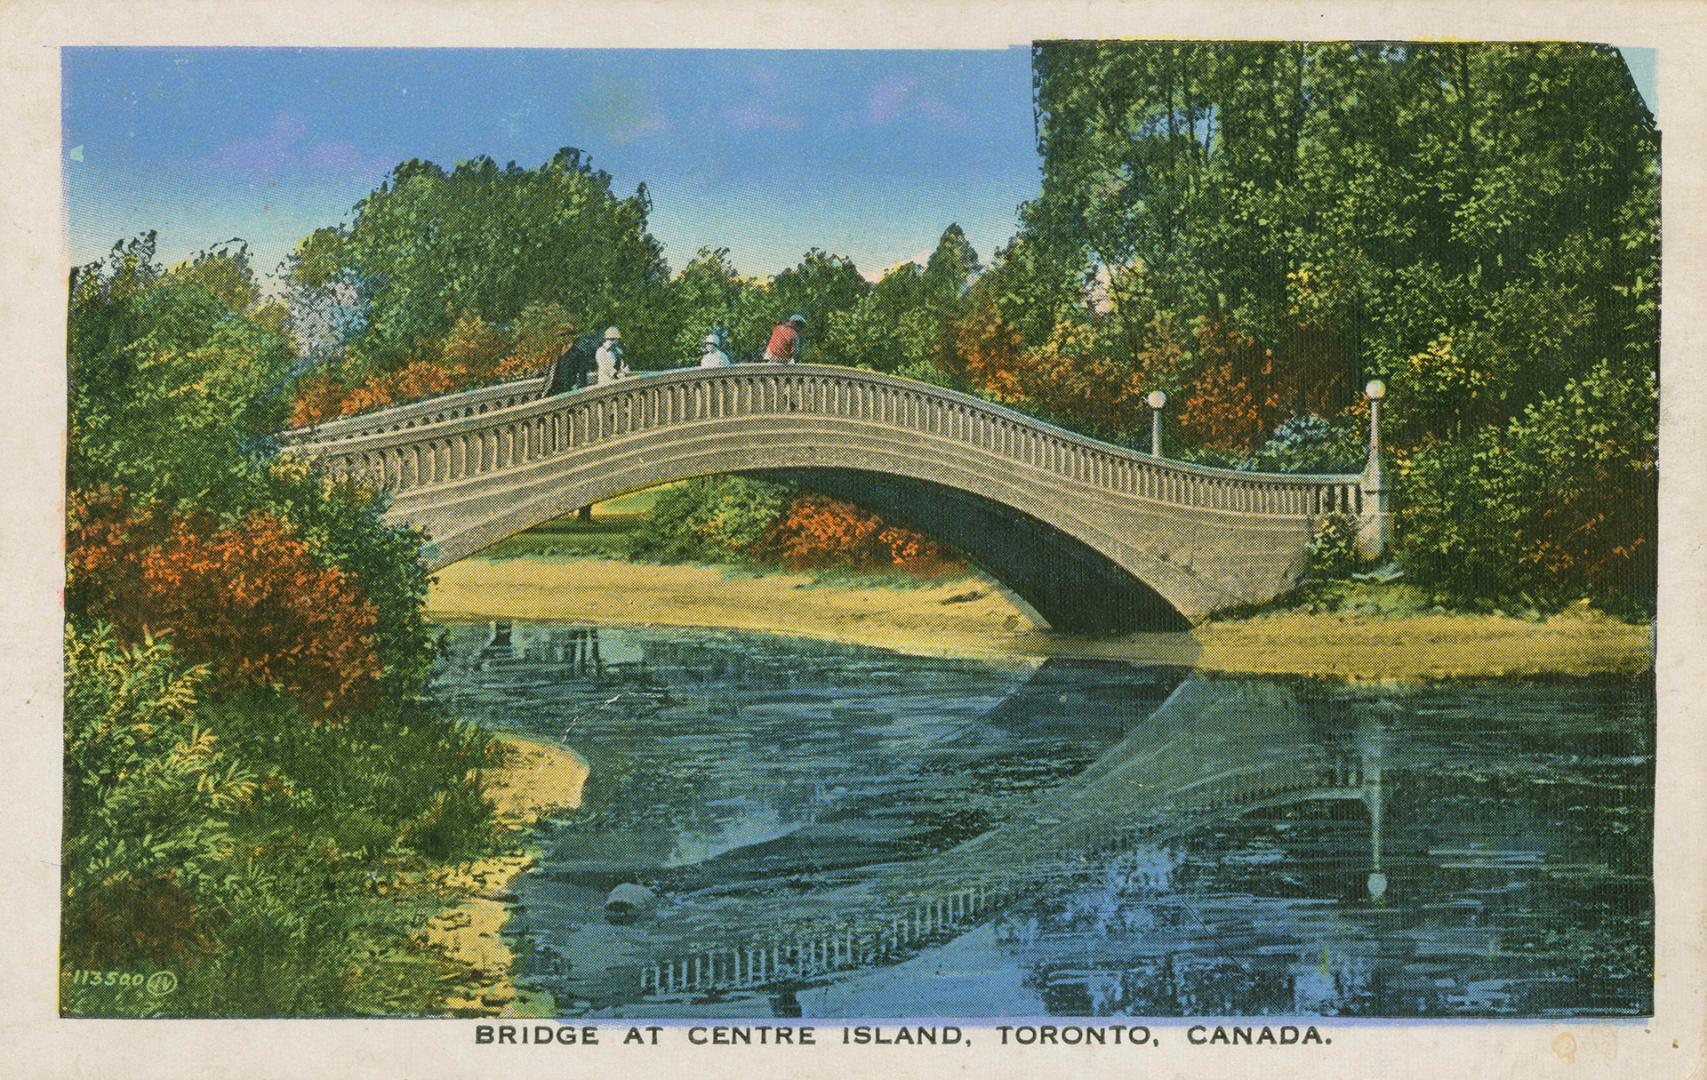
top-left (1176, 317), bottom-right (1282, 455)
top-left (956, 317), bottom-right (1156, 439)
top-left (66, 487), bottom-right (383, 717)
top-left (759, 494), bottom-right (960, 577)
top-left (289, 311), bottom-right (561, 426)
top-left (289, 372), bottom-right (347, 427)
top-left (953, 292), bottom-right (1028, 396)
top-left (291, 357), bottom-right (474, 426)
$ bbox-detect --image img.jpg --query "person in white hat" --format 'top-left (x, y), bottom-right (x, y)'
top-left (698, 330), bottom-right (732, 369)
top-left (594, 326), bottom-right (630, 385)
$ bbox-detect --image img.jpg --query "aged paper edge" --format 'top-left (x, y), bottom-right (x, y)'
top-left (0, 2), bottom-right (1701, 1077)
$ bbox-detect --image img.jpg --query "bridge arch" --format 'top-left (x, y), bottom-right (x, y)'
top-left (280, 365), bottom-right (1371, 629)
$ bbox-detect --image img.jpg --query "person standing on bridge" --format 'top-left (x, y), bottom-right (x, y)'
top-left (763, 312), bottom-right (805, 363)
top-left (698, 330), bottom-right (732, 368)
top-left (543, 329), bottom-right (599, 396)
top-left (595, 326), bottom-right (631, 385)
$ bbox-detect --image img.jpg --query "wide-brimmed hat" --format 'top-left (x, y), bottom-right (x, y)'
top-left (603, 326), bottom-right (623, 341)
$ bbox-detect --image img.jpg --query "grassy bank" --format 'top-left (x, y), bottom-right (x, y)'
top-left (428, 555), bottom-right (1651, 678)
top-left (475, 489), bottom-right (661, 562)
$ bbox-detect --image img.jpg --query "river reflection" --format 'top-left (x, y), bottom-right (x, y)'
top-left (435, 621), bottom-right (1653, 1020)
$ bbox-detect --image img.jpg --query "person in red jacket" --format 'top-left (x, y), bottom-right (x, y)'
top-left (764, 312), bottom-right (805, 363)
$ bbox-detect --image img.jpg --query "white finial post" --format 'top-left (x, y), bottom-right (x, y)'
top-left (1357, 379), bottom-right (1391, 561)
top-left (1146, 390), bottom-right (1168, 458)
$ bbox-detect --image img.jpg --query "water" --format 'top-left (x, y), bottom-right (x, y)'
top-left (434, 621), bottom-right (1654, 1020)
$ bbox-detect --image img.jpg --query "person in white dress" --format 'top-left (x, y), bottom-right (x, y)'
top-left (594, 326), bottom-right (630, 385)
top-left (698, 331), bottom-right (732, 369)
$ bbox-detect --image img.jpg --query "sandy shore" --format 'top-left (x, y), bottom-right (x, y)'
top-left (427, 557), bottom-right (1652, 679)
top-left (413, 733), bottom-right (588, 1016)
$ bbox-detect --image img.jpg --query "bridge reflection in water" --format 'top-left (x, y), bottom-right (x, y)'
top-left (619, 673), bottom-right (1391, 1004)
top-left (434, 623), bottom-right (1660, 1019)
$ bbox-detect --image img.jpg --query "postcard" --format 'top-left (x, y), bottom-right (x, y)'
top-left (3, 1), bottom-right (1704, 1077)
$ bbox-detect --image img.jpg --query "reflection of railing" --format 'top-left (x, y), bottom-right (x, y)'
top-left (629, 677), bottom-right (1389, 1000)
top-left (634, 767), bottom-right (1388, 999)
top-left (280, 364), bottom-right (1362, 519)
top-left (640, 885), bottom-right (1003, 995)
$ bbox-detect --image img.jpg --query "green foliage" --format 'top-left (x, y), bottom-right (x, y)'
top-left (1398, 358), bottom-right (1657, 611)
top-left (1397, 431), bottom-right (1530, 604)
top-left (62, 622), bottom-right (498, 1017)
top-left (768, 249), bottom-right (870, 357)
top-left (1028, 42), bottom-right (1656, 432)
top-left (627, 476), bottom-right (792, 563)
top-left (63, 626), bottom-right (245, 971)
top-left (265, 463), bottom-right (440, 698)
top-left (1025, 40), bottom-right (1658, 609)
top-left (892, 356), bottom-right (969, 391)
top-left (1244, 414), bottom-right (1365, 475)
top-left (69, 235), bottom-right (296, 508)
top-left (64, 235), bottom-right (502, 1017)
top-left (1305, 512), bottom-right (1361, 580)
top-left (304, 149), bottom-right (668, 376)
top-left (830, 226), bottom-right (983, 374)
top-left (161, 240), bottom-right (262, 313)
top-left (661, 247), bottom-right (775, 361)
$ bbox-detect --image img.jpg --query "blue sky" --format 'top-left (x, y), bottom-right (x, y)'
top-left (62, 48), bottom-right (1041, 285)
top-left (62, 46), bottom-right (1658, 288)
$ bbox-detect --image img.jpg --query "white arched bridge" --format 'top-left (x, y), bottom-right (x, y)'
top-left (278, 364), bottom-right (1388, 630)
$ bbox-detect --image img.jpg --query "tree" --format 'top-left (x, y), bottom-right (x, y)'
top-left (1023, 40), bottom-right (1658, 604)
top-left (923, 223), bottom-right (982, 298)
top-left (662, 248), bottom-right (774, 362)
top-left (768, 248), bottom-right (870, 361)
top-left (69, 236), bottom-right (297, 509)
top-left (834, 225), bottom-right (985, 374)
top-left (300, 149), bottom-right (669, 378)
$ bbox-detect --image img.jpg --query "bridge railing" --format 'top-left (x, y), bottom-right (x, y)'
top-left (280, 364), bottom-right (1363, 519)
top-left (273, 372), bottom-right (551, 447)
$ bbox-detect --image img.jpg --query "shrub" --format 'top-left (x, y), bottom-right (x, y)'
top-left (1244, 413), bottom-right (1367, 475)
top-left (1397, 359), bottom-right (1656, 611)
top-left (757, 494), bottom-right (958, 575)
top-left (1305, 512), bottom-right (1361, 580)
top-left (62, 625), bottom-right (250, 972)
top-left (66, 487), bottom-right (384, 717)
top-left (626, 476), bottom-right (791, 563)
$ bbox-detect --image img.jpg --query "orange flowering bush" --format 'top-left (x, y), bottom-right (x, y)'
top-left (67, 487), bottom-right (383, 717)
top-left (758, 494), bottom-right (960, 577)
